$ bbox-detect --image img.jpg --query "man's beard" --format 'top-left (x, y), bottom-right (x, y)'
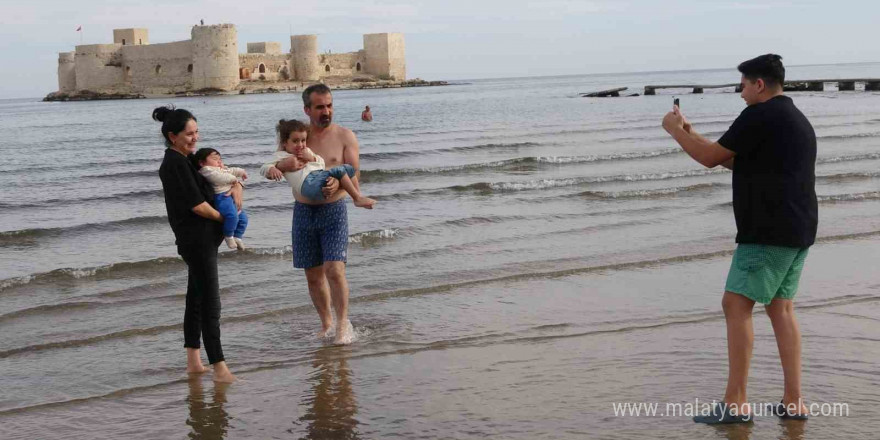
top-left (318, 115), bottom-right (332, 127)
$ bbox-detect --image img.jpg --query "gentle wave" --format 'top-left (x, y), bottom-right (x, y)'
top-left (817, 131), bottom-right (880, 141)
top-left (449, 169), bottom-right (727, 193)
top-left (349, 228), bottom-right (400, 244)
top-left (816, 171), bottom-right (880, 181)
top-left (577, 182), bottom-right (728, 199)
top-left (0, 258), bottom-right (184, 292)
top-left (817, 152), bottom-right (880, 164)
top-left (0, 230), bottom-right (402, 291)
top-left (818, 191), bottom-right (880, 202)
top-left (2, 179), bottom-right (279, 210)
top-left (0, 188), bottom-right (162, 209)
top-left (0, 301), bottom-right (102, 323)
top-left (361, 148), bottom-right (684, 181)
top-left (0, 216), bottom-right (167, 244)
top-left (361, 142), bottom-right (541, 160)
top-left (1, 149), bottom-right (273, 178)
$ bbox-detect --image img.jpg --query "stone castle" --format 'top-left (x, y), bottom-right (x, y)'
top-left (54, 24), bottom-right (406, 96)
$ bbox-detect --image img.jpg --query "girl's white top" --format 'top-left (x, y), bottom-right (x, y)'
top-left (199, 166), bottom-right (247, 194)
top-left (259, 149), bottom-right (325, 198)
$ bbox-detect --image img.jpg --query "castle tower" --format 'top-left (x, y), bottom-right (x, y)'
top-left (191, 24), bottom-right (240, 91)
top-left (363, 33), bottom-right (405, 80)
top-left (57, 52), bottom-right (76, 92)
top-left (290, 35), bottom-right (320, 81)
top-left (113, 28), bottom-right (149, 46)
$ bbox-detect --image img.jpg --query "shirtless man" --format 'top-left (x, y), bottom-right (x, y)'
top-left (361, 105), bottom-right (372, 122)
top-left (264, 84), bottom-right (361, 345)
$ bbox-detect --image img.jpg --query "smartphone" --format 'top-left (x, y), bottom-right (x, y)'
top-left (673, 98), bottom-right (680, 108)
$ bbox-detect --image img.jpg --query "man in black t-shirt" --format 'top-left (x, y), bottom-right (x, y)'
top-left (662, 54), bottom-right (816, 423)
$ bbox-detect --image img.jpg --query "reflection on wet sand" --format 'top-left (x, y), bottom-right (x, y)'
top-left (299, 347), bottom-right (360, 439)
top-left (710, 417), bottom-right (806, 440)
top-left (712, 422), bottom-right (753, 440)
top-left (779, 418), bottom-right (807, 440)
top-left (186, 379), bottom-right (230, 439)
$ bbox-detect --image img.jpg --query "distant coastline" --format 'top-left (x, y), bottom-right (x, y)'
top-left (43, 78), bottom-right (449, 101)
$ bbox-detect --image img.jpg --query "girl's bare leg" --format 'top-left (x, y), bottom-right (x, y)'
top-left (338, 174), bottom-right (376, 209)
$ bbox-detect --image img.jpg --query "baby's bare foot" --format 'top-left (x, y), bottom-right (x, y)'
top-left (354, 197), bottom-right (376, 209)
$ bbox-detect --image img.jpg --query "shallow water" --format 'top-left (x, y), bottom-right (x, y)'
top-left (2, 63), bottom-right (880, 438)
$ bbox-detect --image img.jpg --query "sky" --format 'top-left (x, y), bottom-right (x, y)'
top-left (1, 0), bottom-right (878, 99)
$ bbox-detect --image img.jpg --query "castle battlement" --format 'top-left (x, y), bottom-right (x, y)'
top-left (54, 24), bottom-right (406, 96)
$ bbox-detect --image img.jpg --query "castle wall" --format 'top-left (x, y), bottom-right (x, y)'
top-left (246, 42), bottom-right (281, 55)
top-left (121, 40), bottom-right (192, 92)
top-left (363, 33), bottom-right (405, 80)
top-left (318, 52), bottom-right (366, 77)
top-left (191, 24), bottom-right (240, 91)
top-left (74, 44), bottom-right (124, 91)
top-left (239, 54), bottom-right (290, 81)
top-left (55, 26), bottom-right (408, 96)
top-left (57, 52), bottom-right (77, 92)
top-left (291, 35), bottom-right (319, 81)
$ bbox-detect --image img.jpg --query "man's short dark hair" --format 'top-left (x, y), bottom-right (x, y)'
top-left (302, 84), bottom-right (332, 107)
top-left (738, 54), bottom-right (785, 88)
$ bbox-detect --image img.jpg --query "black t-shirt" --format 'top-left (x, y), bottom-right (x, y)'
top-left (718, 95), bottom-right (818, 248)
top-left (158, 148), bottom-right (223, 247)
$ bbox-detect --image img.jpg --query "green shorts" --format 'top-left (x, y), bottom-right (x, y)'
top-left (725, 244), bottom-right (809, 304)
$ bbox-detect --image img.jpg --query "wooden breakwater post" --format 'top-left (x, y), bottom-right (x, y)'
top-left (645, 79), bottom-right (880, 95)
top-left (580, 87), bottom-right (629, 97)
top-left (644, 83), bottom-right (739, 95)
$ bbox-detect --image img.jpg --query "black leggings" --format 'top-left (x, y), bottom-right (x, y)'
top-left (178, 242), bottom-right (224, 364)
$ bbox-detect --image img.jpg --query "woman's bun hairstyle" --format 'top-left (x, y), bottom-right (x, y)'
top-left (152, 105), bottom-right (173, 123)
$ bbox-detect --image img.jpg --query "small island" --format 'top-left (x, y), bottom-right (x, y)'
top-left (46, 24), bottom-right (446, 101)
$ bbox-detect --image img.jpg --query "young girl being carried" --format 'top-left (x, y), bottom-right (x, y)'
top-left (261, 119), bottom-right (376, 208)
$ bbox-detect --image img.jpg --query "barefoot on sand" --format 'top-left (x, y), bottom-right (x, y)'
top-left (317, 325), bottom-right (335, 339)
top-left (212, 362), bottom-right (237, 383)
top-left (333, 319), bottom-right (357, 345)
top-left (186, 347), bottom-right (208, 374)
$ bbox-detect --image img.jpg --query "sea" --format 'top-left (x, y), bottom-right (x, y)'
top-left (1, 63), bottom-right (879, 439)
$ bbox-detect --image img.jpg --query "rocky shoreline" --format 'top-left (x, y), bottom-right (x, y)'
top-left (44, 78), bottom-right (449, 102)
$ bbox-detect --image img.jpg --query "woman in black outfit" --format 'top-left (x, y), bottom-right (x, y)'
top-left (154, 106), bottom-right (238, 383)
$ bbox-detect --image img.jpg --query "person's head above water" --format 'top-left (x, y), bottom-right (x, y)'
top-left (152, 105), bottom-right (198, 154)
top-left (302, 84), bottom-right (333, 129)
top-left (737, 54), bottom-right (785, 106)
top-left (277, 119), bottom-right (309, 154)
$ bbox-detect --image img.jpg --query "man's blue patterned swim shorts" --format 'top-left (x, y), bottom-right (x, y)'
top-left (292, 199), bottom-right (348, 269)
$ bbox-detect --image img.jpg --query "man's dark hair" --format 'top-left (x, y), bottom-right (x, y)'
top-left (737, 54), bottom-right (785, 88)
top-left (302, 84), bottom-right (332, 107)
